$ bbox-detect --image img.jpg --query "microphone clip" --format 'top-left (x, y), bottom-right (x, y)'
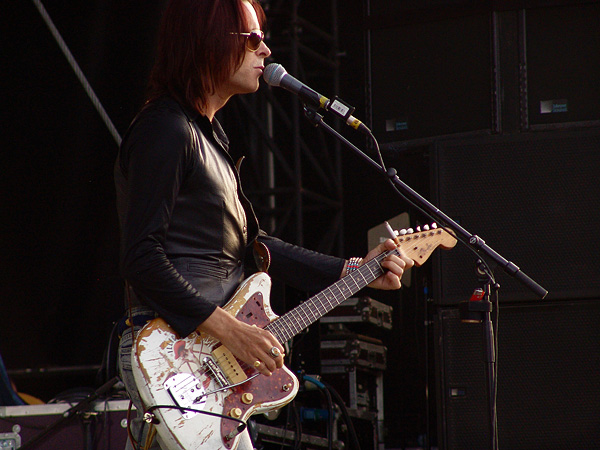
top-left (303, 105), bottom-right (324, 127)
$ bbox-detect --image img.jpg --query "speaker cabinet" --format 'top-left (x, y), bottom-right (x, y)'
top-left (368, 9), bottom-right (492, 143)
top-left (432, 128), bottom-right (600, 304)
top-left (368, 2), bottom-right (600, 142)
top-left (435, 299), bottom-right (600, 450)
top-left (526, 2), bottom-right (600, 128)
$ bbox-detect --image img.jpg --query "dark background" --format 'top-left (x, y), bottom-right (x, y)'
top-left (2, 1), bottom-right (599, 449)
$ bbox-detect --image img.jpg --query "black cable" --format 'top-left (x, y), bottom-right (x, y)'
top-left (130, 404), bottom-right (248, 450)
top-left (320, 379), bottom-right (362, 450)
top-left (145, 404), bottom-right (247, 430)
top-left (323, 387), bottom-right (334, 450)
top-left (290, 399), bottom-right (302, 450)
top-left (136, 415), bottom-right (145, 450)
top-left (492, 287), bottom-right (500, 450)
top-left (302, 375), bottom-right (335, 450)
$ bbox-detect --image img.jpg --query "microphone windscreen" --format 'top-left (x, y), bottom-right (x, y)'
top-left (263, 63), bottom-right (286, 87)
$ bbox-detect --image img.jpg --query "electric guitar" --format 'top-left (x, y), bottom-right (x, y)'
top-left (133, 226), bottom-right (456, 450)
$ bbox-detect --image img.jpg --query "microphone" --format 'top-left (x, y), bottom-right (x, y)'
top-left (263, 63), bottom-right (370, 134)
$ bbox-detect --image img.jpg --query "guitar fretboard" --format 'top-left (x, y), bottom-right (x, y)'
top-left (265, 249), bottom-right (395, 343)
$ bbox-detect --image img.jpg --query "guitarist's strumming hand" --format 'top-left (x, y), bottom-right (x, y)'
top-left (343, 239), bottom-right (414, 290)
top-left (196, 306), bottom-right (285, 377)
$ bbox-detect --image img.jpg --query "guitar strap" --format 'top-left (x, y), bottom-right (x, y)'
top-left (253, 240), bottom-right (271, 273)
top-left (120, 283), bottom-right (157, 333)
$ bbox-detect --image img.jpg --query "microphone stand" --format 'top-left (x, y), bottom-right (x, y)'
top-left (301, 105), bottom-right (547, 450)
top-left (459, 261), bottom-right (500, 450)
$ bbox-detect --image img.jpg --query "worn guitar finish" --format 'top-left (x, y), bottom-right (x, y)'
top-left (133, 227), bottom-right (456, 450)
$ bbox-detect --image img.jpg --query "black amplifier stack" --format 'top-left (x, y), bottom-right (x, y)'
top-left (319, 296), bottom-right (393, 450)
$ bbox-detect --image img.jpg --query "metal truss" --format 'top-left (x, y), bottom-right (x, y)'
top-left (221, 0), bottom-right (345, 256)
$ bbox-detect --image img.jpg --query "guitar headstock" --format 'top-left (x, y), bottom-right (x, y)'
top-left (392, 224), bottom-right (457, 266)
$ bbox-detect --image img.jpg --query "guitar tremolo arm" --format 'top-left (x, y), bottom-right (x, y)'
top-left (202, 356), bottom-right (260, 398)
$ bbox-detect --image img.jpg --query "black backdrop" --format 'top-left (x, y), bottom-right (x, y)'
top-left (1, 0), bottom-right (163, 379)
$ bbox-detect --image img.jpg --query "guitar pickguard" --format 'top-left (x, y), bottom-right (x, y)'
top-left (218, 287), bottom-right (297, 446)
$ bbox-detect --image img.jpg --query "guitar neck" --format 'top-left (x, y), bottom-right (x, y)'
top-left (265, 249), bottom-right (394, 343)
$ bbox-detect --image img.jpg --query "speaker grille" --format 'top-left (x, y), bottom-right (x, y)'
top-left (369, 12), bottom-right (491, 142)
top-left (433, 128), bottom-right (600, 304)
top-left (527, 3), bottom-right (600, 126)
top-left (436, 300), bottom-right (600, 450)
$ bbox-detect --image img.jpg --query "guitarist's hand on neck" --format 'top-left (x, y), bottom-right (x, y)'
top-left (196, 307), bottom-right (285, 377)
top-left (343, 239), bottom-right (414, 290)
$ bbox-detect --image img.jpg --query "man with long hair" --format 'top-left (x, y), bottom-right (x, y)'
top-left (114, 0), bottom-right (412, 448)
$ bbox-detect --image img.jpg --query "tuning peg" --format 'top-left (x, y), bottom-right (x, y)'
top-left (398, 229), bottom-right (407, 236)
top-left (416, 226), bottom-right (421, 232)
top-left (406, 228), bottom-right (414, 234)
top-left (423, 224), bottom-right (430, 231)
top-left (431, 223), bottom-right (437, 229)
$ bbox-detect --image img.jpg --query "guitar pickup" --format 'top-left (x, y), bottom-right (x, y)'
top-left (211, 345), bottom-right (247, 384)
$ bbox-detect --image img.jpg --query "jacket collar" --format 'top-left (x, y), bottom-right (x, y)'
top-left (167, 96), bottom-right (230, 151)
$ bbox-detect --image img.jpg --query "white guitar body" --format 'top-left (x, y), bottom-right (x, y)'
top-left (133, 272), bottom-right (299, 450)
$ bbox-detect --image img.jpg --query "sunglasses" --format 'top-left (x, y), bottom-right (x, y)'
top-left (230, 29), bottom-right (265, 52)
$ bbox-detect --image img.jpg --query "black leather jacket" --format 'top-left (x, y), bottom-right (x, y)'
top-left (115, 96), bottom-right (344, 337)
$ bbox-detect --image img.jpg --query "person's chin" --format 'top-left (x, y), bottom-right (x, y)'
top-left (241, 83), bottom-right (260, 95)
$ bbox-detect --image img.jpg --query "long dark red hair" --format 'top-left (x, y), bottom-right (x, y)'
top-left (147, 0), bottom-right (266, 113)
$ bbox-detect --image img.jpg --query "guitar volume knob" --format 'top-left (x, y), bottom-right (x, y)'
top-left (229, 408), bottom-right (243, 419)
top-left (241, 393), bottom-right (254, 404)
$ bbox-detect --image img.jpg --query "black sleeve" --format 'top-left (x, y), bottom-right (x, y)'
top-left (256, 234), bottom-right (346, 293)
top-left (117, 107), bottom-right (217, 337)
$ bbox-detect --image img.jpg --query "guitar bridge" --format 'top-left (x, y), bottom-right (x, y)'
top-left (164, 372), bottom-right (207, 419)
top-left (203, 356), bottom-right (230, 388)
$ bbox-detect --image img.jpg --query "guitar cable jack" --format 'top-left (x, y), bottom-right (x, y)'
top-left (144, 412), bottom-right (159, 424)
